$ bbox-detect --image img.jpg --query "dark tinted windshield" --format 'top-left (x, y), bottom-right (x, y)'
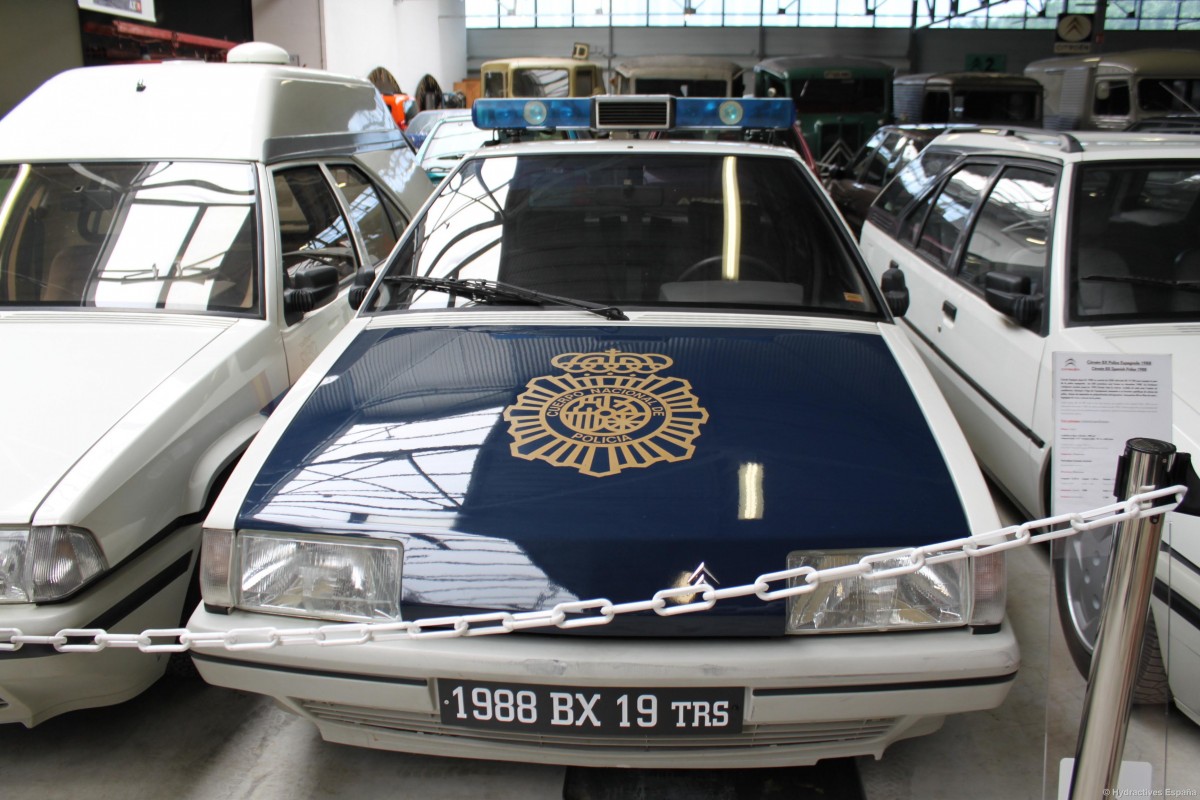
top-left (371, 150), bottom-right (879, 318)
top-left (790, 78), bottom-right (887, 114)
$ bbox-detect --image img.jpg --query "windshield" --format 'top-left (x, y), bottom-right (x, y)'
top-left (955, 89), bottom-right (1040, 123)
top-left (790, 78), bottom-right (887, 114)
top-left (1070, 161), bottom-right (1200, 325)
top-left (512, 69), bottom-right (571, 98)
top-left (1138, 78), bottom-right (1200, 114)
top-left (0, 161), bottom-right (258, 314)
top-left (369, 150), bottom-right (880, 318)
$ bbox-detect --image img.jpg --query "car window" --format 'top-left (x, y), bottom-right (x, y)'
top-left (513, 69), bottom-right (570, 98)
top-left (889, 135), bottom-right (925, 181)
top-left (873, 149), bottom-right (958, 224)
top-left (860, 132), bottom-right (901, 185)
top-left (1094, 80), bottom-right (1131, 117)
top-left (328, 165), bottom-right (403, 265)
top-left (372, 151), bottom-right (880, 318)
top-left (1137, 78), bottom-right (1200, 113)
top-left (1069, 160), bottom-right (1200, 325)
top-left (846, 129), bottom-right (886, 179)
top-left (913, 163), bottom-right (995, 269)
top-left (274, 166), bottom-right (359, 282)
top-left (959, 166), bottom-right (1055, 318)
top-left (0, 161), bottom-right (259, 314)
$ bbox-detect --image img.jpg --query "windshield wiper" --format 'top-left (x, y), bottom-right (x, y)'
top-left (384, 275), bottom-right (628, 320)
top-left (1082, 274), bottom-right (1200, 293)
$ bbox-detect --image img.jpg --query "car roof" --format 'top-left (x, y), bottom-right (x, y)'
top-left (925, 127), bottom-right (1200, 162)
top-left (0, 59), bottom-right (404, 164)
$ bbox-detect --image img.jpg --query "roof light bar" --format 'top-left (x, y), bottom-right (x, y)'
top-left (472, 97), bottom-right (796, 133)
top-left (473, 99), bottom-right (591, 130)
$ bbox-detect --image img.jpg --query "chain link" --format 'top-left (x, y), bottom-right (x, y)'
top-left (0, 485), bottom-right (1183, 656)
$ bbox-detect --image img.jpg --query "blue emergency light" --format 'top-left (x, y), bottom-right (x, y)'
top-left (473, 98), bottom-right (592, 130)
top-left (472, 97), bottom-right (795, 132)
top-left (673, 98), bottom-right (795, 129)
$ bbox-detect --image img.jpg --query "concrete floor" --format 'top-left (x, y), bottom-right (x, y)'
top-left (2, 490), bottom-right (1199, 799)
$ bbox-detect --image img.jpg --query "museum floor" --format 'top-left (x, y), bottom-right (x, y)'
top-left (2, 486), bottom-right (1198, 800)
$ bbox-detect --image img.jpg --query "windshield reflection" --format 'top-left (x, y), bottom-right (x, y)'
top-left (0, 161), bottom-right (258, 314)
top-left (371, 150), bottom-right (879, 318)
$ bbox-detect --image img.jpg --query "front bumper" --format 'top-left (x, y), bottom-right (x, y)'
top-left (187, 608), bottom-right (1019, 768)
top-left (0, 524), bottom-right (199, 726)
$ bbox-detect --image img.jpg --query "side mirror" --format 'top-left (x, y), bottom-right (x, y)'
top-left (880, 261), bottom-right (909, 317)
top-left (984, 270), bottom-right (1042, 326)
top-left (284, 264), bottom-right (340, 324)
top-left (349, 267), bottom-right (376, 310)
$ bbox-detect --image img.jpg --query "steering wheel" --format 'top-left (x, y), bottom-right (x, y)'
top-left (675, 254), bottom-right (784, 283)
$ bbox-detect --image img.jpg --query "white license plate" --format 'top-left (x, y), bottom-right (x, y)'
top-left (437, 679), bottom-right (744, 736)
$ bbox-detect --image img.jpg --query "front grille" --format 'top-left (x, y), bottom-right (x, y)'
top-left (298, 700), bottom-right (896, 750)
top-left (594, 97), bottom-right (672, 130)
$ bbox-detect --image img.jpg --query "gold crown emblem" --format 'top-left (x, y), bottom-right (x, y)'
top-left (551, 349), bottom-right (673, 375)
top-left (503, 349), bottom-right (708, 477)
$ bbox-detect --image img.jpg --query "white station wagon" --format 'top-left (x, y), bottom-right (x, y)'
top-left (858, 127), bottom-right (1200, 723)
top-left (0, 42), bottom-right (432, 726)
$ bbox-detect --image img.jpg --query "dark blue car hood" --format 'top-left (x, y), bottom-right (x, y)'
top-left (240, 324), bottom-right (969, 634)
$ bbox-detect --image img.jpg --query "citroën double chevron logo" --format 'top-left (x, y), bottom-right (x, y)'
top-left (503, 349), bottom-right (709, 477)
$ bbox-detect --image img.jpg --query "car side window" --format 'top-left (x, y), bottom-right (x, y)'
top-left (1094, 79), bottom-right (1131, 117)
top-left (861, 132), bottom-right (901, 186)
top-left (959, 166), bottom-right (1055, 304)
top-left (328, 164), bottom-right (405, 265)
top-left (913, 163), bottom-right (996, 270)
top-left (274, 166), bottom-right (359, 283)
top-left (872, 149), bottom-right (957, 226)
top-left (887, 136), bottom-right (920, 181)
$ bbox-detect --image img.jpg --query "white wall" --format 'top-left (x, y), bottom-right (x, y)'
top-left (251, 0), bottom-right (325, 69)
top-left (311, 0), bottom-right (468, 94)
top-left (395, 0), bottom-right (468, 94)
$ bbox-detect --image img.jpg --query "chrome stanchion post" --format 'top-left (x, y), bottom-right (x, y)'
top-left (1068, 437), bottom-right (1175, 800)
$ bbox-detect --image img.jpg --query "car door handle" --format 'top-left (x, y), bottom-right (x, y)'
top-left (942, 300), bottom-right (957, 321)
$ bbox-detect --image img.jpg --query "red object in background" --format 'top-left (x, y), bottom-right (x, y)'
top-left (381, 93), bottom-right (413, 129)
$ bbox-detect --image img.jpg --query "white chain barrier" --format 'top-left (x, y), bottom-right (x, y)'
top-left (0, 485), bottom-right (1185, 655)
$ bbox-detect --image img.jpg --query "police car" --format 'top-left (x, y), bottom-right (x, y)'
top-left (186, 96), bottom-right (1017, 768)
top-left (0, 42), bottom-right (432, 726)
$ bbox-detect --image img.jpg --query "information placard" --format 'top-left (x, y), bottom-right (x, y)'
top-left (77, 0), bottom-right (156, 24)
top-left (1052, 353), bottom-right (1172, 514)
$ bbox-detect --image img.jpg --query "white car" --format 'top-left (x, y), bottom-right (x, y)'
top-left (0, 42), bottom-right (432, 726)
top-left (857, 127), bottom-right (1200, 723)
top-left (186, 96), bottom-right (1017, 769)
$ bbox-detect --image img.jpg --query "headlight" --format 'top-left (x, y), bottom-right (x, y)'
top-left (201, 529), bottom-right (403, 623)
top-left (0, 526), bottom-right (107, 603)
top-left (785, 548), bottom-right (1005, 633)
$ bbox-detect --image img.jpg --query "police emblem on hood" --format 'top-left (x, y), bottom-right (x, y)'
top-left (503, 349), bottom-right (709, 477)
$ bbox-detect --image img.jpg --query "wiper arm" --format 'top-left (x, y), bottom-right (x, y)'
top-left (1083, 274), bottom-right (1200, 293)
top-left (384, 275), bottom-right (628, 320)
